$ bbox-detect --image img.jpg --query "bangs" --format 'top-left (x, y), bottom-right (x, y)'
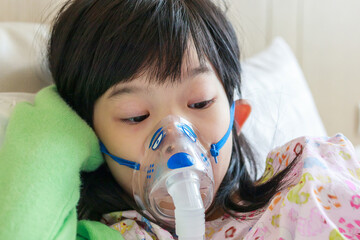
top-left (95, 0), bottom-right (220, 86)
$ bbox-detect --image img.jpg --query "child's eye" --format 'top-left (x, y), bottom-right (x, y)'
top-left (122, 114), bottom-right (149, 124)
top-left (188, 99), bottom-right (214, 109)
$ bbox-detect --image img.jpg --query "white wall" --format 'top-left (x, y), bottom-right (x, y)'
top-left (0, 0), bottom-right (65, 23)
top-left (227, 0), bottom-right (360, 145)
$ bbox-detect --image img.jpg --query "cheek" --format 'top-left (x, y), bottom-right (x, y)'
top-left (212, 132), bottom-right (233, 194)
top-left (98, 126), bottom-right (141, 195)
top-left (194, 99), bottom-right (232, 195)
top-left (106, 156), bottom-right (135, 195)
top-left (94, 100), bottom-right (146, 162)
top-left (93, 99), bottom-right (147, 195)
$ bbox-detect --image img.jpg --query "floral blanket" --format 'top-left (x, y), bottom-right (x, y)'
top-left (102, 134), bottom-right (360, 239)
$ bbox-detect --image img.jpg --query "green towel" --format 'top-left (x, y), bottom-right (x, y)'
top-left (0, 85), bottom-right (124, 240)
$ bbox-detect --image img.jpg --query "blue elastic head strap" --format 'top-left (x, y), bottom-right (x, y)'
top-left (210, 102), bottom-right (235, 163)
top-left (99, 141), bottom-right (140, 170)
top-left (99, 102), bottom-right (235, 169)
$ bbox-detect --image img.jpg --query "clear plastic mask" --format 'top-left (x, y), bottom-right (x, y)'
top-left (99, 103), bottom-right (235, 231)
top-left (132, 116), bottom-right (214, 227)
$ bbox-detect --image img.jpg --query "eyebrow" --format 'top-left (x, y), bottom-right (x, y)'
top-left (187, 65), bottom-right (211, 79)
top-left (108, 86), bottom-right (145, 99)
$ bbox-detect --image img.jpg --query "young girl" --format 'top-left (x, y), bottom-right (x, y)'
top-left (0, 0), bottom-right (359, 239)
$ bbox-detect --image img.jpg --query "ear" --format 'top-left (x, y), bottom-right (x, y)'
top-left (234, 99), bottom-right (251, 136)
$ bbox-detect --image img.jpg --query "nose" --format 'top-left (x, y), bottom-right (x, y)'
top-left (165, 145), bottom-right (175, 154)
top-left (161, 127), bottom-right (182, 156)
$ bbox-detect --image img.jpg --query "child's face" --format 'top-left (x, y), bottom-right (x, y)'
top-left (93, 47), bottom-right (233, 201)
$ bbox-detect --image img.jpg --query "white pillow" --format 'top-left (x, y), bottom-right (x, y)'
top-left (0, 22), bottom-right (52, 92)
top-left (241, 37), bottom-right (327, 176)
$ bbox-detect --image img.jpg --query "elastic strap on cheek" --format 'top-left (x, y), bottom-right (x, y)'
top-left (210, 102), bottom-right (235, 164)
top-left (99, 141), bottom-right (140, 170)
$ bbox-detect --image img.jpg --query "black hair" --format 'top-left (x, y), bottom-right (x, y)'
top-left (48, 0), bottom-right (297, 225)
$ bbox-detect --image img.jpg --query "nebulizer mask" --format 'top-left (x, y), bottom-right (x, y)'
top-left (100, 104), bottom-right (235, 240)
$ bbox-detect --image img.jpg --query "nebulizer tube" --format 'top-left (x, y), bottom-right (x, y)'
top-left (166, 169), bottom-right (205, 240)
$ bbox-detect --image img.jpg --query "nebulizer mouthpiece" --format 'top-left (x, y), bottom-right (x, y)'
top-left (100, 104), bottom-right (235, 239)
top-left (133, 116), bottom-right (214, 239)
